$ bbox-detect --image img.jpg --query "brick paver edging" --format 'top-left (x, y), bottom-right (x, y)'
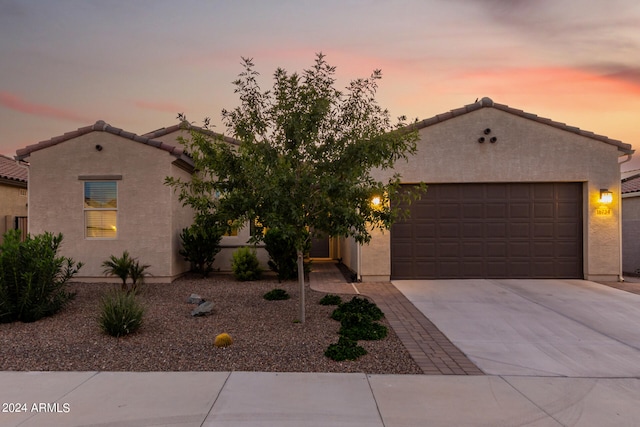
top-left (359, 282), bottom-right (484, 375)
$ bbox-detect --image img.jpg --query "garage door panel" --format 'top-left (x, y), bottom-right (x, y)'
top-left (391, 183), bottom-right (583, 279)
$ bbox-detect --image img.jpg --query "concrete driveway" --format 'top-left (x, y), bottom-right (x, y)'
top-left (392, 279), bottom-right (640, 377)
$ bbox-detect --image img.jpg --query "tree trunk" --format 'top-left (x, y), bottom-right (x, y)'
top-left (297, 248), bottom-right (305, 323)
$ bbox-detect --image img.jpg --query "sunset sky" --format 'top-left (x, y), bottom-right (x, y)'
top-left (1, 0), bottom-right (639, 170)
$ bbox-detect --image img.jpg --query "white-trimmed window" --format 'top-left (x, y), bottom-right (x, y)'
top-left (84, 181), bottom-right (117, 238)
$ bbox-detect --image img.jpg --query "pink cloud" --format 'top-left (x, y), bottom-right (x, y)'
top-left (0, 92), bottom-right (92, 122)
top-left (134, 100), bottom-right (186, 114)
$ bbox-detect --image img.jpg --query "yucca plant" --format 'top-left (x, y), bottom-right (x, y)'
top-left (98, 290), bottom-right (144, 337)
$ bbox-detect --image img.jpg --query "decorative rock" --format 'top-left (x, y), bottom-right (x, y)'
top-left (187, 293), bottom-right (202, 304)
top-left (191, 300), bottom-right (213, 316)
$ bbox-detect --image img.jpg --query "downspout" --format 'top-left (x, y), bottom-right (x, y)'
top-left (356, 239), bottom-right (362, 282)
top-left (16, 158), bottom-right (30, 235)
top-left (618, 154), bottom-right (633, 281)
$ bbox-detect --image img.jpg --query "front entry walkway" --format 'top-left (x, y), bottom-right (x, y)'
top-left (309, 261), bottom-right (483, 375)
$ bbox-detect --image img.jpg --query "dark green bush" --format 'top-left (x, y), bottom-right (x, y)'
top-left (324, 336), bottom-right (367, 361)
top-left (331, 296), bottom-right (384, 322)
top-left (264, 228), bottom-right (310, 281)
top-left (102, 251), bottom-right (150, 294)
top-left (338, 312), bottom-right (388, 341)
top-left (0, 230), bottom-right (82, 323)
top-left (263, 288), bottom-right (290, 300)
top-left (319, 294), bottom-right (342, 306)
top-left (231, 247), bottom-right (262, 281)
top-left (98, 290), bottom-right (145, 337)
top-left (179, 222), bottom-right (222, 277)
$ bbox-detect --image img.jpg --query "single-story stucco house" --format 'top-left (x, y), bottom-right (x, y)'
top-left (15, 97), bottom-right (634, 283)
top-left (622, 170), bottom-right (640, 275)
top-left (0, 154), bottom-right (28, 244)
top-left (338, 97), bottom-right (633, 282)
top-left (14, 121), bottom-right (261, 283)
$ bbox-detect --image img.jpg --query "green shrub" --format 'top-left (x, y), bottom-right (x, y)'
top-left (179, 221), bottom-right (222, 277)
top-left (231, 247), bottom-right (262, 281)
top-left (264, 228), bottom-right (310, 281)
top-left (331, 296), bottom-right (384, 322)
top-left (98, 290), bottom-right (145, 337)
top-left (102, 251), bottom-right (149, 293)
top-left (325, 336), bottom-right (367, 361)
top-left (263, 288), bottom-right (290, 301)
top-left (338, 312), bottom-right (388, 341)
top-left (319, 294), bottom-right (342, 306)
top-left (0, 230), bottom-right (82, 323)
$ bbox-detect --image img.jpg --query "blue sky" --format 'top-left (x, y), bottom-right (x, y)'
top-left (1, 0), bottom-right (639, 169)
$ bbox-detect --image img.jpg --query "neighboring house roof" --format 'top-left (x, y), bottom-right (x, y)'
top-left (143, 122), bottom-right (240, 146)
top-left (622, 172), bottom-right (640, 197)
top-left (15, 120), bottom-right (194, 169)
top-left (409, 97), bottom-right (634, 155)
top-left (0, 153), bottom-right (28, 184)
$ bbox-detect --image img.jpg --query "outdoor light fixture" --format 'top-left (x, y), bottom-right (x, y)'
top-left (599, 189), bottom-right (613, 204)
top-left (371, 196), bottom-right (381, 207)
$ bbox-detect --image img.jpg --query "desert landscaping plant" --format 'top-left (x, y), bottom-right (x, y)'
top-left (338, 312), bottom-right (388, 341)
top-left (179, 220), bottom-right (223, 277)
top-left (214, 333), bottom-right (233, 348)
top-left (0, 230), bottom-right (82, 323)
top-left (231, 247), bottom-right (262, 281)
top-left (319, 294), bottom-right (342, 306)
top-left (264, 228), bottom-right (310, 281)
top-left (102, 251), bottom-right (149, 293)
top-left (330, 296), bottom-right (384, 322)
top-left (98, 289), bottom-right (145, 337)
top-left (263, 288), bottom-right (290, 301)
top-left (324, 336), bottom-right (368, 361)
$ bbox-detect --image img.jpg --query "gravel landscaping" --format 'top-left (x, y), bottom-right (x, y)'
top-left (0, 274), bottom-right (422, 374)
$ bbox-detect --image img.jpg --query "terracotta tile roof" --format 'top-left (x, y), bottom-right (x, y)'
top-left (409, 97), bottom-right (634, 155)
top-left (0, 154), bottom-right (28, 183)
top-left (622, 172), bottom-right (640, 194)
top-left (15, 121), bottom-right (194, 169)
top-left (142, 122), bottom-right (240, 146)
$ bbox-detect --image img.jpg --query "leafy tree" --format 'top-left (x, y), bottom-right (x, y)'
top-left (167, 53), bottom-right (424, 322)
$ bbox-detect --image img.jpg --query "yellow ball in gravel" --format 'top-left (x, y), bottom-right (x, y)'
top-left (214, 333), bottom-right (233, 348)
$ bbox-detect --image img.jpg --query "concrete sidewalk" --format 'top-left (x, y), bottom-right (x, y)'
top-left (3, 371), bottom-right (640, 426)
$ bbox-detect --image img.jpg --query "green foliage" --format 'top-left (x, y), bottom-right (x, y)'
top-left (102, 251), bottom-right (150, 293)
top-left (0, 230), bottom-right (81, 323)
top-left (338, 312), bottom-right (388, 341)
top-left (264, 228), bottom-right (310, 281)
top-left (231, 247), bottom-right (262, 281)
top-left (331, 296), bottom-right (384, 322)
top-left (324, 336), bottom-right (368, 361)
top-left (263, 288), bottom-right (290, 301)
top-left (319, 294), bottom-right (342, 306)
top-left (98, 290), bottom-right (145, 337)
top-left (179, 219), bottom-right (223, 277)
top-left (165, 54), bottom-right (426, 321)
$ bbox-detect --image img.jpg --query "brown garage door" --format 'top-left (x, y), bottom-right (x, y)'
top-left (391, 183), bottom-right (583, 279)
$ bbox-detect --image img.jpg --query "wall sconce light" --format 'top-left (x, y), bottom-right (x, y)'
top-left (371, 196), bottom-right (381, 207)
top-left (599, 189), bottom-right (613, 204)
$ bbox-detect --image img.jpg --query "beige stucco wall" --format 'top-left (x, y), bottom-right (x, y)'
top-left (357, 107), bottom-right (623, 281)
top-left (27, 132), bottom-right (192, 283)
top-left (622, 194), bottom-right (640, 274)
top-left (0, 181), bottom-right (28, 244)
